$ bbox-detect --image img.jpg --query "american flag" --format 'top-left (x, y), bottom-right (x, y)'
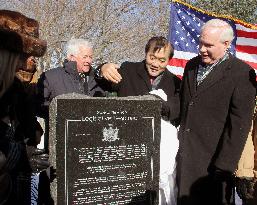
top-left (167, 0), bottom-right (257, 79)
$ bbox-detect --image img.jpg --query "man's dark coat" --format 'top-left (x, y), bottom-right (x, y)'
top-left (177, 55), bottom-right (256, 205)
top-left (113, 61), bottom-right (181, 124)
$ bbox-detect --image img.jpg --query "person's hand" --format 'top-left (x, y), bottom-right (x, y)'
top-left (236, 177), bottom-right (256, 201)
top-left (101, 63), bottom-right (122, 84)
top-left (149, 89), bottom-right (167, 101)
top-left (149, 89), bottom-right (170, 120)
top-left (29, 152), bottom-right (49, 172)
top-left (26, 146), bottom-right (49, 172)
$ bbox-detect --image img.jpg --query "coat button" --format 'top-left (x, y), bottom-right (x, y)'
top-left (185, 128), bottom-right (191, 132)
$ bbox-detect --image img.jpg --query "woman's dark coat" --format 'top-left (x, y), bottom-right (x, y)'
top-left (0, 78), bottom-right (40, 204)
top-left (177, 55), bottom-right (256, 205)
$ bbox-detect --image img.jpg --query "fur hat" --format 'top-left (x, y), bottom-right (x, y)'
top-left (0, 10), bottom-right (47, 57)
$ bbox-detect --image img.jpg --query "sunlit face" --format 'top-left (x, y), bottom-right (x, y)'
top-left (145, 46), bottom-right (170, 77)
top-left (199, 27), bottom-right (230, 65)
top-left (69, 46), bottom-right (93, 73)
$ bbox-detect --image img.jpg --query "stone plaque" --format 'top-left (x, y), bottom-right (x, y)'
top-left (49, 94), bottom-right (161, 205)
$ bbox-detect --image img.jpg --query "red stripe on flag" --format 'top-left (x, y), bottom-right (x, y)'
top-left (237, 30), bottom-right (257, 39)
top-left (168, 58), bottom-right (188, 68)
top-left (169, 56), bottom-right (257, 71)
top-left (236, 45), bottom-right (257, 55)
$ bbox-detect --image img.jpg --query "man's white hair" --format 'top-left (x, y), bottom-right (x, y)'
top-left (201, 19), bottom-right (234, 43)
top-left (65, 38), bottom-right (93, 57)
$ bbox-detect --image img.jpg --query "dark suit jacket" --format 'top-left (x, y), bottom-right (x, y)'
top-left (177, 55), bottom-right (256, 204)
top-left (113, 61), bottom-right (181, 125)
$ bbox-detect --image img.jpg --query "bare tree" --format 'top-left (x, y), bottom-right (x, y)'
top-left (3, 0), bottom-right (254, 71)
top-left (2, 0), bottom-right (171, 70)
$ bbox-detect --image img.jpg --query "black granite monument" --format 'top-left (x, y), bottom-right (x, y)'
top-left (49, 94), bottom-right (161, 205)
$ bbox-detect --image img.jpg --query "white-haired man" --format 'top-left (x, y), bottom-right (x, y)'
top-left (177, 19), bottom-right (256, 205)
top-left (37, 38), bottom-right (109, 117)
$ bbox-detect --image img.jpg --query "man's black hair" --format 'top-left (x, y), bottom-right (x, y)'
top-left (145, 36), bottom-right (174, 59)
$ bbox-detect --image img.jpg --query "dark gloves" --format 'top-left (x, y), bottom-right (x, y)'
top-left (208, 166), bottom-right (233, 182)
top-left (26, 146), bottom-right (50, 172)
top-left (235, 177), bottom-right (257, 201)
top-left (30, 153), bottom-right (49, 172)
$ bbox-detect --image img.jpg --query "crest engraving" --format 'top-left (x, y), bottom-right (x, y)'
top-left (102, 124), bottom-right (119, 142)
